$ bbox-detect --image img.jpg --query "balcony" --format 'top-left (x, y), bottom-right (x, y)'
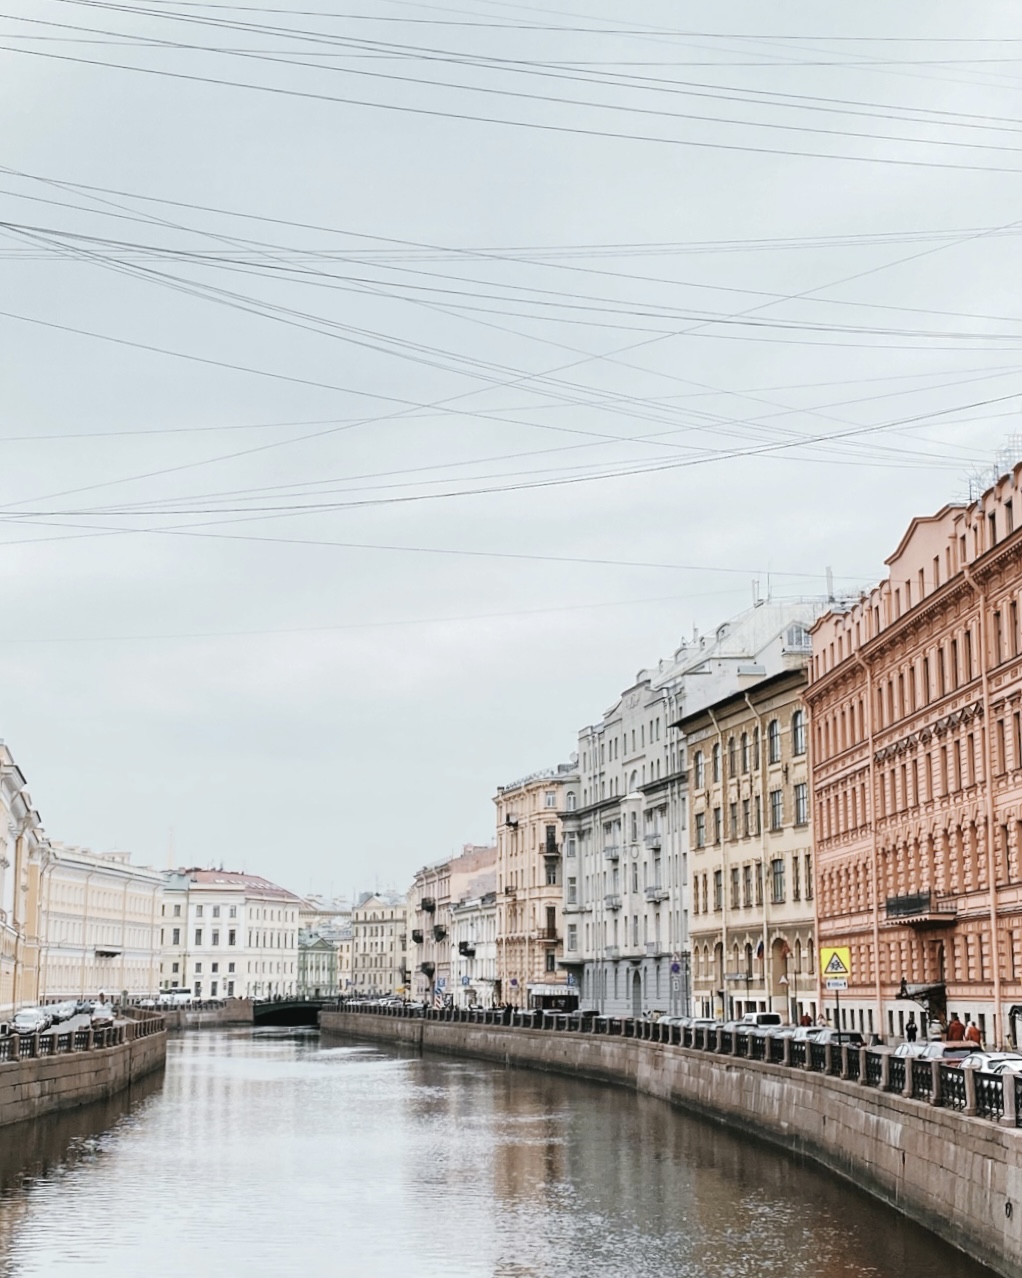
top-left (604, 894), bottom-right (622, 911)
top-left (419, 961), bottom-right (435, 977)
top-left (411, 929), bottom-right (424, 944)
top-left (432, 925), bottom-right (447, 942)
top-left (644, 831), bottom-right (663, 849)
top-left (603, 845), bottom-right (621, 861)
top-left (543, 841), bottom-right (560, 858)
top-left (645, 941), bottom-right (669, 957)
top-left (604, 946), bottom-right (621, 960)
top-left (534, 927), bottom-right (558, 943)
top-left (644, 885), bottom-right (669, 903)
top-left (420, 897), bottom-right (436, 913)
top-left (563, 899), bottom-right (583, 914)
top-left (884, 890), bottom-right (957, 928)
top-left (458, 941), bottom-right (476, 957)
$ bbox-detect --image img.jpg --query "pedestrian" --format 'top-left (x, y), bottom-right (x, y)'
top-left (947, 1013), bottom-right (966, 1041)
top-left (905, 1016), bottom-right (918, 1043)
top-left (800, 1013), bottom-right (812, 1027)
top-left (965, 1017), bottom-right (982, 1047)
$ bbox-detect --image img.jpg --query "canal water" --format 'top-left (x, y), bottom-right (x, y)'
top-left (0, 1029), bottom-right (996, 1277)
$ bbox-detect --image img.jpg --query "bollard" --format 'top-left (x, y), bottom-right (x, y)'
top-left (1001, 1072), bottom-right (1017, 1128)
top-left (823, 1043), bottom-right (833, 1075)
top-left (964, 1064), bottom-right (978, 1116)
top-left (86, 1029), bottom-right (94, 1051)
top-left (10, 1033), bottom-right (18, 1061)
top-left (731, 1031), bottom-right (740, 1058)
top-left (31, 1032), bottom-right (39, 1059)
top-left (930, 1059), bottom-right (942, 1107)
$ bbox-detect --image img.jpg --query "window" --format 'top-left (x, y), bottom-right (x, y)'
top-left (172, 927), bottom-right (180, 946)
top-left (544, 791), bottom-right (556, 808)
top-left (228, 929), bottom-right (236, 946)
top-left (804, 854), bottom-right (813, 899)
top-left (730, 867), bottom-right (740, 908)
top-left (712, 743), bottom-right (721, 782)
top-left (567, 924), bottom-right (578, 951)
top-left (212, 906), bottom-right (220, 918)
top-left (713, 870), bottom-right (723, 911)
top-left (211, 962), bottom-right (219, 974)
top-left (769, 790), bottom-right (783, 831)
top-left (794, 782), bottom-right (808, 826)
top-left (742, 797), bottom-right (751, 837)
top-left (567, 791), bottom-right (577, 810)
top-left (791, 710), bottom-right (806, 756)
top-left (229, 907), bottom-right (237, 919)
top-left (695, 813), bottom-right (706, 848)
top-left (545, 951), bottom-right (556, 973)
top-left (694, 751), bottom-right (705, 788)
top-left (545, 861), bottom-right (558, 886)
top-left (742, 864), bottom-right (752, 907)
top-left (771, 858), bottom-right (786, 903)
top-left (741, 733), bottom-right (749, 772)
top-left (211, 929), bottom-right (220, 946)
top-left (567, 876), bottom-right (578, 905)
top-left (566, 835), bottom-right (576, 858)
top-left (713, 808), bottom-right (722, 844)
top-left (729, 801), bottom-right (738, 841)
top-left (228, 962), bottom-right (235, 973)
top-left (194, 962), bottom-right (203, 974)
top-left (196, 905), bottom-right (204, 919)
top-left (172, 962), bottom-right (179, 974)
top-left (728, 737), bottom-right (737, 776)
top-left (768, 720), bottom-right (781, 763)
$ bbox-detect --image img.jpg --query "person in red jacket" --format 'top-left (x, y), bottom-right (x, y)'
top-left (964, 1017), bottom-right (982, 1046)
top-left (947, 1013), bottom-right (966, 1041)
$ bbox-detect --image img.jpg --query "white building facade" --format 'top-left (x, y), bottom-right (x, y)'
top-left (38, 843), bottom-right (164, 1002)
top-left (161, 869), bottom-right (302, 999)
top-left (451, 891), bottom-right (498, 1007)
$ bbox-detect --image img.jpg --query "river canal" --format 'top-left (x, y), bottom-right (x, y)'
top-left (0, 1029), bottom-right (996, 1277)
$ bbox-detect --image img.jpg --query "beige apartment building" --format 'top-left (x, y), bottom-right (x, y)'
top-left (350, 892), bottom-right (407, 996)
top-left (0, 744), bottom-right (46, 1014)
top-left (808, 462), bottom-right (1022, 1046)
top-left (38, 843), bottom-right (164, 1002)
top-left (409, 845), bottom-right (496, 1003)
top-left (679, 668), bottom-right (817, 1023)
top-left (494, 765), bottom-right (578, 1007)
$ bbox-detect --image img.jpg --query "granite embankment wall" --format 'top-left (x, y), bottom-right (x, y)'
top-left (321, 1011), bottom-right (1022, 1278)
top-left (0, 1022), bottom-right (166, 1129)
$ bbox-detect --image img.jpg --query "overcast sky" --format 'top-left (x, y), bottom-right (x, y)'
top-left (0, 0), bottom-right (1020, 899)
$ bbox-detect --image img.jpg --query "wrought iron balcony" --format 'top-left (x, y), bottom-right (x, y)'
top-left (411, 929), bottom-right (424, 944)
top-left (534, 927), bottom-right (558, 942)
top-left (432, 925), bottom-right (447, 942)
top-left (604, 894), bottom-right (622, 911)
top-left (603, 845), bottom-right (621, 861)
top-left (420, 897), bottom-right (436, 913)
top-left (419, 961), bottom-right (435, 977)
top-left (543, 840), bottom-right (559, 858)
top-left (644, 885), bottom-right (669, 903)
top-left (458, 941), bottom-right (475, 957)
top-left (604, 946), bottom-right (621, 960)
top-left (884, 890), bottom-right (957, 927)
top-left (644, 831), bottom-right (663, 849)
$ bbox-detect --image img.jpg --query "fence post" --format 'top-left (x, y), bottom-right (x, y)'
top-left (930, 1060), bottom-right (942, 1107)
top-left (963, 1064), bottom-right (978, 1116)
top-left (1000, 1072), bottom-right (1017, 1128)
top-left (10, 1033), bottom-right (19, 1061)
top-left (840, 1045), bottom-right (850, 1079)
top-left (859, 1046), bottom-right (869, 1084)
top-left (823, 1043), bottom-right (833, 1075)
top-left (782, 1036), bottom-right (791, 1067)
top-left (903, 1058), bottom-right (914, 1099)
top-left (879, 1051), bottom-right (890, 1090)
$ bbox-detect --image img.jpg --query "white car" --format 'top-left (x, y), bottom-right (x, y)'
top-left (12, 1008), bottom-right (50, 1035)
top-left (49, 1000), bottom-right (77, 1024)
top-left (90, 1004), bottom-right (116, 1029)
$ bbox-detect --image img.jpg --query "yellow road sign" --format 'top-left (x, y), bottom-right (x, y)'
top-left (820, 947), bottom-right (851, 978)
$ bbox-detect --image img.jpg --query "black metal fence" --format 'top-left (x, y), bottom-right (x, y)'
top-left (0, 1015), bottom-right (164, 1062)
top-left (333, 1000), bottom-right (1014, 1127)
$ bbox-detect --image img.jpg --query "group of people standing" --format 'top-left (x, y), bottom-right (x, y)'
top-left (903, 1012), bottom-right (982, 1045)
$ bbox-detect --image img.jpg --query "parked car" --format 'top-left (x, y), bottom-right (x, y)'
top-left (136, 996), bottom-right (160, 1009)
top-left (811, 1029), bottom-right (865, 1048)
top-left (741, 1012), bottom-right (783, 1028)
top-left (791, 1025), bottom-right (825, 1042)
top-left (159, 988), bottom-right (193, 1007)
top-left (75, 999), bottom-right (96, 1016)
top-left (917, 1042), bottom-right (973, 1063)
top-left (90, 1004), bottom-right (116, 1029)
top-left (49, 1000), bottom-right (77, 1024)
top-left (893, 1042), bottom-right (928, 1058)
top-left (956, 1051), bottom-right (1022, 1073)
top-left (12, 1008), bottom-right (50, 1035)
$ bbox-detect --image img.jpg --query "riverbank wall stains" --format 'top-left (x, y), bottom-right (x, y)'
top-left (320, 1011), bottom-right (1021, 1278)
top-left (0, 1028), bottom-right (166, 1129)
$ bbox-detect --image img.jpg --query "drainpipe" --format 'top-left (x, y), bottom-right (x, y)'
top-left (963, 564), bottom-right (1004, 1048)
top-left (707, 708), bottom-right (728, 1018)
top-left (744, 693), bottom-right (772, 1018)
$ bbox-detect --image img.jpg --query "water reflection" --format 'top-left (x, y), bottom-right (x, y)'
top-left (0, 1029), bottom-right (996, 1278)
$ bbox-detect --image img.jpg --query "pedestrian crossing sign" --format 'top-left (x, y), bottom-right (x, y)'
top-left (820, 947), bottom-right (851, 989)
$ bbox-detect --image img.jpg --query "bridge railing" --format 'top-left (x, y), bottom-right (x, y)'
top-left (330, 1000), bottom-right (1014, 1127)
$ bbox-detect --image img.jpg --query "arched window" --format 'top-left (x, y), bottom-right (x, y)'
top-left (712, 743), bottom-right (721, 782)
top-left (768, 719), bottom-right (781, 764)
top-left (792, 709), bottom-right (807, 756)
top-left (694, 751), bottom-right (705, 788)
top-left (741, 732), bottom-right (749, 773)
top-left (752, 726), bottom-right (760, 769)
top-left (727, 737), bottom-right (737, 775)
top-left (567, 792), bottom-right (577, 811)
